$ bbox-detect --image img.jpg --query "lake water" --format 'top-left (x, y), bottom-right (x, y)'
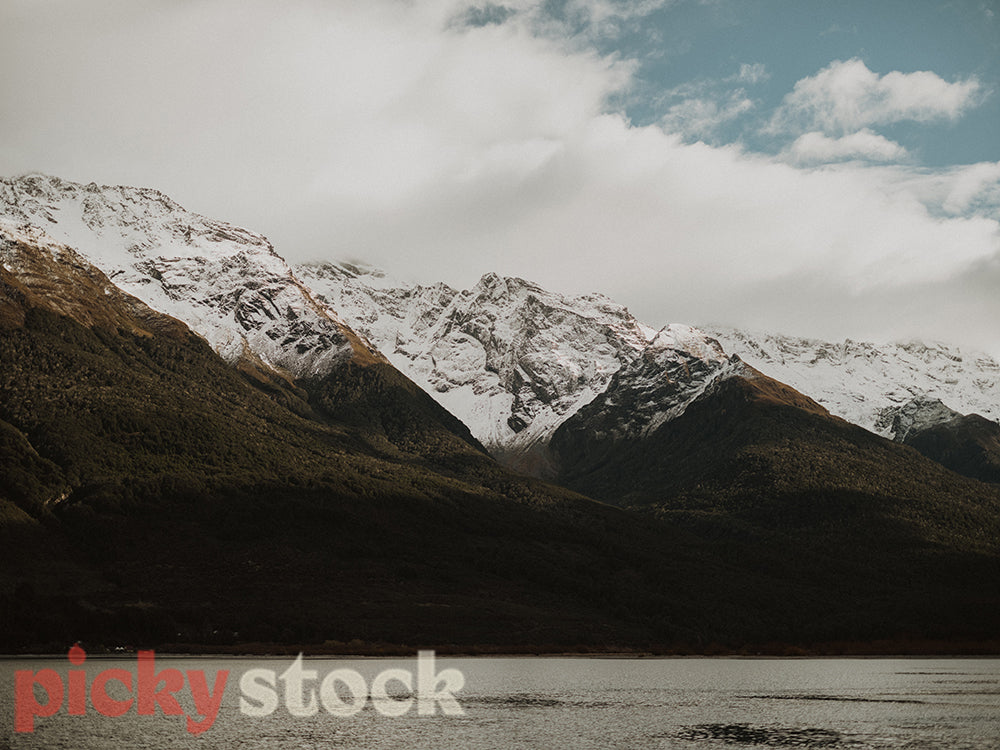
top-left (1, 655), bottom-right (998, 748)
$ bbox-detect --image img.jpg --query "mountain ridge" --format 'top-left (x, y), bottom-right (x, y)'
top-left (296, 260), bottom-right (739, 476)
top-left (296, 258), bottom-right (1000, 484)
top-left (6, 173), bottom-right (997, 474)
top-left (3, 173), bottom-right (1000, 651)
top-left (705, 325), bottom-right (1000, 436)
top-left (0, 174), bottom-right (385, 377)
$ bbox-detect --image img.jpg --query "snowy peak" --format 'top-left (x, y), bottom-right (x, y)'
top-left (297, 262), bottom-right (665, 473)
top-left (466, 272), bottom-right (657, 341)
top-left (296, 260), bottom-right (460, 355)
top-left (647, 324), bottom-right (728, 363)
top-left (554, 330), bottom-right (743, 452)
top-left (472, 270), bottom-right (510, 297)
top-left (875, 397), bottom-right (963, 442)
top-left (0, 174), bottom-right (383, 376)
top-left (704, 326), bottom-right (1000, 435)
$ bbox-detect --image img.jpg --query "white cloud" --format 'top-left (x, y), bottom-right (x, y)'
top-left (783, 130), bottom-right (909, 164)
top-left (769, 58), bottom-right (982, 135)
top-left (562, 0), bottom-right (673, 30)
top-left (942, 162), bottom-right (1000, 215)
top-left (866, 161), bottom-right (1000, 218)
top-left (452, 119), bottom-right (995, 296)
top-left (734, 62), bottom-right (769, 85)
top-left (497, 0), bottom-right (673, 41)
top-left (656, 63), bottom-right (765, 142)
top-left (660, 93), bottom-right (754, 141)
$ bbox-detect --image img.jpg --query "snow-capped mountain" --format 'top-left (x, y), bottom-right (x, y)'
top-left (705, 327), bottom-right (1000, 438)
top-left (297, 259), bottom-right (1000, 476)
top-left (6, 174), bottom-right (998, 483)
top-left (297, 261), bottom-right (734, 473)
top-left (0, 174), bottom-right (382, 377)
top-left (550, 325), bottom-right (735, 445)
top-left (0, 175), bottom-right (739, 476)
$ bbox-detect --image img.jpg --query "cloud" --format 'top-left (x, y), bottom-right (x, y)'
top-left (455, 3), bottom-right (518, 27)
top-left (562, 0), bottom-right (674, 30)
top-left (1, 0), bottom-right (998, 356)
top-left (660, 92), bottom-right (754, 141)
top-left (656, 63), bottom-right (767, 142)
top-left (941, 162), bottom-right (1000, 215)
top-left (769, 58), bottom-right (982, 135)
top-left (461, 121), bottom-right (995, 294)
top-left (734, 62), bottom-right (769, 85)
top-left (783, 130), bottom-right (909, 164)
top-left (867, 161), bottom-right (1000, 218)
top-left (495, 0), bottom-right (673, 41)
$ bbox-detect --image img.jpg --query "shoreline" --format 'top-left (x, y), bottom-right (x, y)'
top-left (3, 643), bottom-right (999, 660)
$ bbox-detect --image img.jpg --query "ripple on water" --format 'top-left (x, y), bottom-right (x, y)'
top-left (675, 723), bottom-right (849, 747)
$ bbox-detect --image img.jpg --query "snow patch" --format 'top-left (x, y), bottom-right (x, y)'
top-left (705, 326), bottom-right (1000, 434)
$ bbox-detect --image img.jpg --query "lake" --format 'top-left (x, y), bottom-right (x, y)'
top-left (2, 655), bottom-right (997, 748)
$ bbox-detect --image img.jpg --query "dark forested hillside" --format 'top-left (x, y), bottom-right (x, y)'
top-left (901, 412), bottom-right (1000, 485)
top-left (552, 370), bottom-right (1000, 643)
top-left (2, 233), bottom-right (999, 653)
top-left (0, 233), bottom-right (774, 652)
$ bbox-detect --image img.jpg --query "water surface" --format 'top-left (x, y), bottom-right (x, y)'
top-left (2, 656), bottom-right (997, 748)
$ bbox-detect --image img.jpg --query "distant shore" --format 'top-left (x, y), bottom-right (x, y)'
top-left (3, 638), bottom-right (999, 658)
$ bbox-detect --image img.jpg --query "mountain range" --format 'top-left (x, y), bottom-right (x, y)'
top-left (2, 174), bottom-right (998, 653)
top-left (295, 256), bottom-right (1000, 485)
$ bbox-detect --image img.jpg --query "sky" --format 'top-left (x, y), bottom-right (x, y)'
top-left (2, 0), bottom-right (999, 354)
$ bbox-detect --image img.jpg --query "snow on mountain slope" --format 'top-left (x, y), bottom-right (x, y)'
top-left (0, 217), bottom-right (189, 338)
top-left (0, 174), bottom-right (381, 376)
top-left (297, 261), bottom-right (707, 472)
top-left (8, 173), bottom-right (997, 474)
top-left (879, 398), bottom-right (964, 441)
top-left (704, 327), bottom-right (1000, 437)
top-left (550, 328), bottom-right (739, 450)
top-left (302, 258), bottom-right (1000, 471)
top-left (615, 325), bottom-right (733, 438)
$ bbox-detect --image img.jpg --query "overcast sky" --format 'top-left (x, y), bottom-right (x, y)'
top-left (2, 0), bottom-right (999, 354)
